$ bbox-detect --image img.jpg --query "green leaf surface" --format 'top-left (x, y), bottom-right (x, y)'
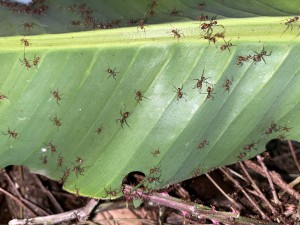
top-left (0, 0), bottom-right (300, 198)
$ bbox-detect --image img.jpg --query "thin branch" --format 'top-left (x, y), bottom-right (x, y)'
top-left (32, 175), bottom-right (64, 213)
top-left (0, 187), bottom-right (36, 216)
top-left (8, 199), bottom-right (99, 225)
top-left (219, 167), bottom-right (270, 221)
top-left (278, 176), bottom-right (300, 198)
top-left (205, 173), bottom-right (240, 209)
top-left (288, 140), bottom-right (300, 173)
top-left (244, 160), bottom-right (300, 200)
top-left (256, 155), bottom-right (281, 205)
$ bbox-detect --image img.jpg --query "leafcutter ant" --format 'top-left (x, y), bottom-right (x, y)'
top-left (19, 56), bottom-right (31, 70)
top-left (2, 128), bottom-right (17, 139)
top-left (174, 85), bottom-right (187, 101)
top-left (59, 167), bottom-right (70, 184)
top-left (193, 69), bottom-right (210, 91)
top-left (71, 20), bottom-right (81, 26)
top-left (201, 86), bottom-right (215, 101)
top-left (135, 90), bottom-right (148, 103)
top-left (51, 89), bottom-right (62, 105)
top-left (149, 166), bottom-right (161, 174)
top-left (264, 121), bottom-right (278, 135)
top-left (73, 164), bottom-right (85, 178)
top-left (170, 8), bottom-right (183, 16)
top-left (283, 16), bottom-right (299, 33)
top-left (146, 175), bottom-right (162, 184)
top-left (151, 149), bottom-right (160, 157)
top-left (103, 186), bottom-right (119, 198)
top-left (23, 22), bottom-right (33, 30)
top-left (106, 66), bottom-right (119, 80)
top-left (57, 154), bottom-right (63, 167)
top-left (220, 39), bottom-right (235, 52)
top-left (0, 94), bottom-right (8, 101)
top-left (236, 55), bottom-right (252, 66)
top-left (196, 14), bottom-right (209, 21)
top-left (137, 19), bottom-right (147, 32)
top-left (203, 34), bottom-right (216, 44)
top-left (39, 154), bottom-right (48, 164)
top-left (96, 124), bottom-right (103, 134)
top-left (214, 32), bottom-right (225, 40)
top-left (222, 77), bottom-right (233, 93)
top-left (117, 110), bottom-right (130, 128)
top-left (20, 38), bottom-right (30, 47)
top-left (76, 156), bottom-right (84, 164)
top-left (33, 55), bottom-right (40, 67)
top-left (50, 115), bottom-right (62, 127)
top-left (171, 28), bottom-right (184, 41)
top-left (243, 140), bottom-right (259, 151)
top-left (280, 125), bottom-right (291, 132)
top-left (237, 151), bottom-right (247, 159)
top-left (200, 16), bottom-right (224, 36)
top-left (198, 2), bottom-right (206, 10)
top-left (45, 141), bottom-right (56, 156)
top-left (278, 134), bottom-right (287, 141)
top-left (252, 46), bottom-right (272, 64)
top-left (197, 139), bottom-right (209, 149)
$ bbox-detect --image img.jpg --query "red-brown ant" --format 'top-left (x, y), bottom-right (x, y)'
top-left (135, 90), bottom-right (148, 103)
top-left (222, 77), bottom-right (233, 93)
top-left (117, 110), bottom-right (130, 128)
top-left (106, 67), bottom-right (119, 80)
top-left (151, 149), bottom-right (160, 157)
top-left (71, 20), bottom-right (81, 26)
top-left (73, 184), bottom-right (80, 197)
top-left (264, 121), bottom-right (278, 134)
top-left (33, 55), bottom-right (40, 67)
top-left (278, 134), bottom-right (287, 141)
top-left (73, 164), bottom-right (85, 178)
top-left (214, 32), bottom-right (225, 40)
top-left (280, 125), bottom-right (291, 132)
top-left (193, 69), bottom-right (210, 91)
top-left (283, 16), bottom-right (299, 33)
top-left (170, 8), bottom-right (183, 16)
top-left (198, 2), bottom-right (206, 10)
top-left (59, 167), bottom-right (70, 184)
top-left (202, 86), bottom-right (215, 101)
top-left (200, 16), bottom-right (224, 35)
top-left (171, 29), bottom-right (184, 41)
top-left (19, 56), bottom-right (31, 70)
top-left (237, 151), bottom-right (247, 159)
top-left (103, 187), bottom-right (119, 198)
top-left (236, 55), bottom-right (252, 66)
top-left (220, 39), bottom-right (235, 52)
top-left (197, 139), bottom-right (209, 149)
top-left (196, 14), bottom-right (209, 21)
top-left (76, 156), bottom-right (84, 164)
top-left (57, 154), bottom-right (63, 167)
top-left (149, 166), bottom-right (161, 174)
top-left (45, 141), bottom-right (56, 156)
top-left (0, 94), bottom-right (8, 101)
top-left (51, 89), bottom-right (62, 105)
top-left (50, 115), bottom-right (62, 127)
top-left (203, 34), bottom-right (216, 44)
top-left (146, 175), bottom-right (162, 184)
top-left (23, 22), bottom-right (33, 30)
top-left (252, 46), bottom-right (272, 64)
top-left (20, 38), bottom-right (30, 47)
top-left (137, 19), bottom-right (147, 32)
top-left (2, 128), bottom-right (17, 139)
top-left (243, 140), bottom-right (259, 151)
top-left (174, 85), bottom-right (187, 101)
top-left (96, 124), bottom-right (103, 134)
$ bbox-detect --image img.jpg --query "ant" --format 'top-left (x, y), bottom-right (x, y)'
top-left (103, 187), bottom-right (119, 199)
top-left (149, 166), bottom-right (161, 174)
top-left (237, 151), bottom-right (247, 159)
top-left (45, 141), bottom-right (56, 156)
top-left (214, 32), bottom-right (225, 40)
top-left (39, 154), bottom-right (48, 164)
top-left (203, 34), bottom-right (216, 44)
top-left (197, 139), bottom-right (209, 149)
top-left (171, 29), bottom-right (184, 41)
top-left (76, 156), bottom-right (84, 164)
top-left (51, 89), bottom-right (62, 105)
top-left (117, 110), bottom-right (130, 128)
top-left (146, 175), bottom-right (162, 184)
top-left (252, 46), bottom-right (272, 64)
top-left (236, 55), bottom-right (252, 66)
top-left (151, 149), bottom-right (160, 157)
top-left (243, 140), bottom-right (259, 151)
top-left (265, 121), bottom-right (278, 135)
top-left (278, 134), bottom-right (287, 141)
top-left (222, 77), bottom-right (233, 93)
top-left (137, 19), bottom-right (147, 32)
top-left (128, 18), bottom-right (140, 25)
top-left (57, 154), bottom-right (63, 167)
top-left (59, 167), bottom-right (70, 184)
top-left (202, 86), bottom-right (215, 101)
top-left (200, 16), bottom-right (224, 36)
top-left (196, 14), bottom-right (209, 21)
top-left (280, 125), bottom-right (291, 132)
top-left (96, 124), bottom-right (103, 134)
top-left (170, 8), bottom-right (183, 16)
top-left (0, 94), bottom-right (8, 101)
top-left (193, 69), bottom-right (210, 91)
top-left (106, 67), bottom-right (119, 80)
top-left (220, 39), bottom-right (235, 52)
top-left (283, 16), bottom-right (299, 33)
top-left (20, 38), bottom-right (30, 47)
top-left (73, 184), bottom-right (80, 197)
top-left (174, 85), bottom-right (187, 101)
top-left (71, 20), bottom-right (81, 26)
top-left (198, 2), bottom-right (206, 10)
top-left (33, 55), bottom-right (40, 67)
top-left (50, 115), bottom-right (62, 127)
top-left (2, 128), bottom-right (17, 139)
top-left (73, 164), bottom-right (85, 178)
top-left (135, 90), bottom-right (148, 103)
top-left (19, 56), bottom-right (31, 70)
top-left (23, 22), bottom-right (33, 30)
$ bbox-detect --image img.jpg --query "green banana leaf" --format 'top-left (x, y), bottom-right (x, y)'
top-left (0, 0), bottom-right (299, 199)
